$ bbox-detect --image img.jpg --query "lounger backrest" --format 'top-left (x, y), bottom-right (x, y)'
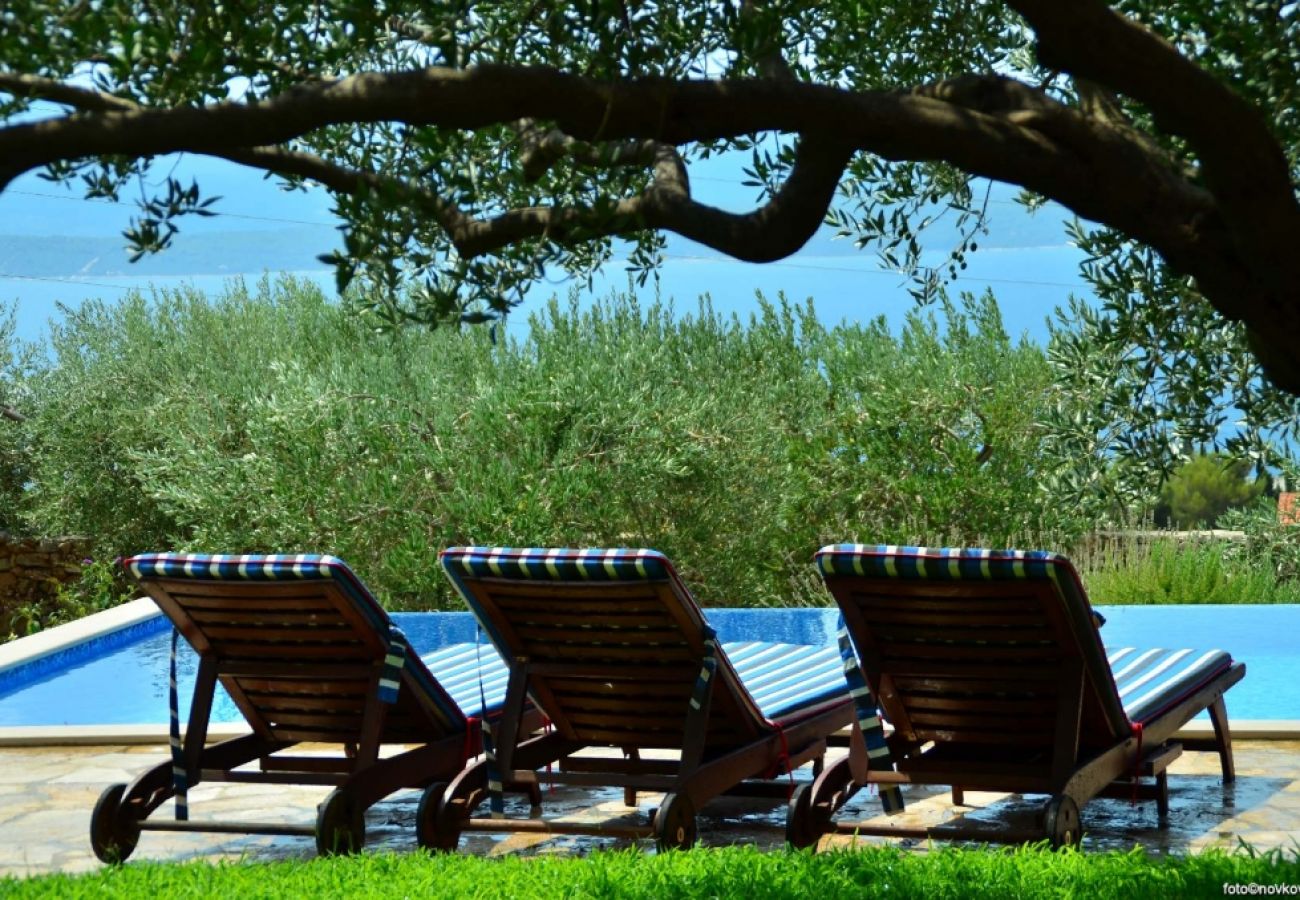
top-left (440, 547), bottom-right (768, 749)
top-left (126, 553), bottom-right (465, 744)
top-left (816, 545), bottom-right (1131, 753)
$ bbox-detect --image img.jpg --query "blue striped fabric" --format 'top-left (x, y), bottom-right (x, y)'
top-left (817, 543), bottom-right (1076, 582)
top-left (445, 546), bottom-right (674, 581)
top-left (419, 643), bottom-right (513, 719)
top-left (126, 552), bottom-right (467, 730)
top-left (422, 640), bottom-right (846, 724)
top-left (440, 547), bottom-right (849, 727)
top-left (837, 622), bottom-right (904, 815)
top-left (167, 628), bottom-right (188, 821)
top-left (1108, 646), bottom-right (1234, 724)
top-left (722, 641), bottom-right (845, 722)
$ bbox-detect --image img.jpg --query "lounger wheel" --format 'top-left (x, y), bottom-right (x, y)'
top-left (1044, 795), bottom-right (1081, 849)
top-left (316, 788), bottom-right (366, 855)
top-left (416, 783), bottom-right (461, 852)
top-left (653, 793), bottom-right (697, 851)
top-left (90, 783), bottom-right (140, 863)
top-left (785, 782), bottom-right (828, 850)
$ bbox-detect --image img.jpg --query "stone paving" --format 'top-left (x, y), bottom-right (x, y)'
top-left (1, 741), bottom-right (1297, 878)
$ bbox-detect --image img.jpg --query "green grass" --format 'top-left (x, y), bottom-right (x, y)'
top-left (3, 845), bottom-right (1297, 899)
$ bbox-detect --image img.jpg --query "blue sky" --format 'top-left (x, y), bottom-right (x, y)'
top-left (0, 150), bottom-right (1094, 346)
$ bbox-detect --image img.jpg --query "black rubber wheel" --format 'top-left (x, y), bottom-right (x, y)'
top-left (90, 783), bottom-right (140, 864)
top-left (653, 793), bottom-right (697, 851)
top-left (785, 782), bottom-right (828, 850)
top-left (316, 788), bottom-right (366, 856)
top-left (1045, 795), bottom-right (1082, 849)
top-left (416, 782), bottom-right (461, 852)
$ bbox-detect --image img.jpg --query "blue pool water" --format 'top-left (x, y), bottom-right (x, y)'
top-left (0, 606), bottom-right (1295, 727)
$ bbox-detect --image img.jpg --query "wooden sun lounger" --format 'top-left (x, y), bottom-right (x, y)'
top-left (430, 547), bottom-right (855, 851)
top-left (93, 553), bottom-right (539, 861)
top-left (788, 544), bottom-right (1246, 848)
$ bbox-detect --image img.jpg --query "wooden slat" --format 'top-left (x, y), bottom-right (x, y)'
top-left (901, 756), bottom-right (1052, 782)
top-left (848, 596), bottom-right (1043, 615)
top-left (569, 725), bottom-right (743, 746)
top-left (260, 756), bottom-right (354, 773)
top-left (513, 626), bottom-right (688, 644)
top-left (866, 625), bottom-right (1053, 642)
top-left (903, 695), bottom-right (1057, 715)
top-left (186, 609), bottom-right (349, 626)
top-left (911, 727), bottom-right (1053, 745)
top-left (882, 661), bottom-right (1061, 679)
top-left (495, 599), bottom-right (670, 617)
top-left (525, 662), bottom-right (700, 680)
top-left (858, 608), bottom-right (1049, 628)
top-left (267, 726), bottom-right (357, 742)
top-left (468, 575), bottom-right (768, 746)
top-left (549, 694), bottom-right (688, 715)
top-left (542, 674), bottom-right (695, 691)
top-left (170, 593), bottom-right (338, 608)
top-left (262, 711), bottom-right (363, 729)
top-left (893, 675), bottom-right (1059, 693)
top-left (154, 577), bottom-right (335, 597)
top-left (879, 643), bottom-right (1061, 662)
top-left (230, 677), bottom-right (369, 694)
top-left (242, 694), bottom-right (367, 713)
top-left (177, 599), bottom-right (339, 616)
top-left (507, 612), bottom-right (677, 628)
top-left (907, 709), bottom-right (1050, 729)
top-left (477, 579), bottom-right (662, 599)
top-left (525, 643), bottom-right (697, 662)
top-left (216, 643), bottom-right (374, 659)
top-left (198, 624), bottom-right (358, 641)
top-left (843, 580), bottom-right (1047, 600)
top-left (566, 711), bottom-right (687, 731)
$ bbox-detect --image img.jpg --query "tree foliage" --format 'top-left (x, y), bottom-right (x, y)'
top-left (2, 0), bottom-right (1299, 400)
top-left (6, 277), bottom-right (1060, 608)
top-left (0, 303), bottom-right (33, 532)
top-left (1156, 453), bottom-right (1266, 529)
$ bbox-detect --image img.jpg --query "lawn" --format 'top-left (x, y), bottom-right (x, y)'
top-left (4, 845), bottom-right (1298, 899)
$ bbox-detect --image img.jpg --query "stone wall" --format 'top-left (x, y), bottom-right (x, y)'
top-left (0, 531), bottom-right (91, 637)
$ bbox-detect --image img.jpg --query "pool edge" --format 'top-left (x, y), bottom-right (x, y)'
top-left (0, 723), bottom-right (252, 746)
top-left (0, 597), bottom-right (160, 676)
top-left (1, 720), bottom-right (1295, 748)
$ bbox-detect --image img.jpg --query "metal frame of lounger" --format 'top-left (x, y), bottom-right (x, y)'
top-left (789, 544), bottom-right (1246, 848)
top-left (431, 547), bottom-right (855, 851)
top-left (92, 553), bottom-right (540, 861)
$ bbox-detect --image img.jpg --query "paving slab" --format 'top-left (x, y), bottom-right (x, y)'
top-left (0, 741), bottom-right (1296, 878)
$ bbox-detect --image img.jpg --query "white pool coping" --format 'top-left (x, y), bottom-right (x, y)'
top-left (0, 597), bottom-right (161, 676)
top-left (2, 601), bottom-right (1298, 746)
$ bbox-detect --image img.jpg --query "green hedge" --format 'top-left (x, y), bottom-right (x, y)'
top-left (4, 277), bottom-right (1059, 611)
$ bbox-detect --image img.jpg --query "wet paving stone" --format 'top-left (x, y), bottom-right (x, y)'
top-left (0, 741), bottom-right (1296, 877)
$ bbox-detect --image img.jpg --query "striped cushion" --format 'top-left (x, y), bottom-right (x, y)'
top-left (817, 543), bottom-right (1076, 582)
top-left (420, 643), bottom-right (512, 719)
top-left (723, 641), bottom-right (846, 722)
top-left (446, 547), bottom-right (675, 581)
top-left (1109, 647), bottom-right (1234, 724)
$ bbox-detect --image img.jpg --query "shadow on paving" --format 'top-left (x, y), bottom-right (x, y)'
top-left (0, 741), bottom-right (1296, 875)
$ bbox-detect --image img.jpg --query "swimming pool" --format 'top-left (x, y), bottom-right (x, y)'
top-left (0, 605), bottom-right (1296, 726)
